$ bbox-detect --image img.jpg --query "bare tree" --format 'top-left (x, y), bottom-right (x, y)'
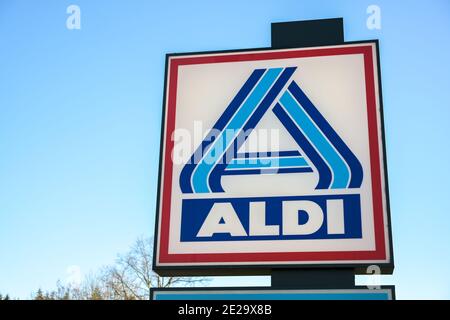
top-left (100, 237), bottom-right (206, 300)
top-left (32, 236), bottom-right (207, 300)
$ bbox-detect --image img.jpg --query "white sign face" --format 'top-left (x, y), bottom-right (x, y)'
top-left (154, 41), bottom-right (392, 273)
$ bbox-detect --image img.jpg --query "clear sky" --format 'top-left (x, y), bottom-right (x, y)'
top-left (1, 0), bottom-right (449, 299)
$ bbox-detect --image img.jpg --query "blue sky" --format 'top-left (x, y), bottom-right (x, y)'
top-left (1, 0), bottom-right (449, 299)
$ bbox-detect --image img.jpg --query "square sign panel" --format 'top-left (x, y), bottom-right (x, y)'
top-left (154, 41), bottom-right (393, 275)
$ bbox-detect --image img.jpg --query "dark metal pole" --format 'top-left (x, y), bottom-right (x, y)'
top-left (271, 268), bottom-right (355, 289)
top-left (271, 18), bottom-right (344, 49)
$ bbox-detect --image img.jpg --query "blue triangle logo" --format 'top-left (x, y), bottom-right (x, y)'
top-left (180, 67), bottom-right (363, 193)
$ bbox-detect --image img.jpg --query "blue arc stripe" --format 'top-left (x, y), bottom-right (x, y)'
top-left (236, 150), bottom-right (301, 158)
top-left (191, 68), bottom-right (283, 193)
top-left (179, 69), bottom-right (265, 193)
top-left (208, 67), bottom-right (297, 192)
top-left (272, 103), bottom-right (332, 189)
top-left (222, 167), bottom-right (313, 175)
top-left (288, 81), bottom-right (363, 188)
top-left (227, 156), bottom-right (308, 169)
top-left (279, 91), bottom-right (350, 188)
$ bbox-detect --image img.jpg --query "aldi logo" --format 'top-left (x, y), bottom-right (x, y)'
top-left (154, 41), bottom-right (393, 273)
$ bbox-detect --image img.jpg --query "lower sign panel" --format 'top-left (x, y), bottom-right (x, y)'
top-left (151, 287), bottom-right (395, 300)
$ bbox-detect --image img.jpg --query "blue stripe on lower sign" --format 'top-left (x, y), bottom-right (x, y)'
top-left (153, 291), bottom-right (391, 300)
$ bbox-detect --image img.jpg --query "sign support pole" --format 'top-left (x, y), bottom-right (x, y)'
top-left (271, 268), bottom-right (355, 289)
top-left (270, 18), bottom-right (356, 290)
